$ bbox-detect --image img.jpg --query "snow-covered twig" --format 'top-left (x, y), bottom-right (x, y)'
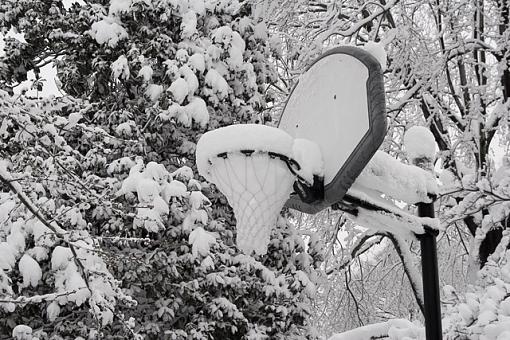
top-left (315, 0), bottom-right (398, 41)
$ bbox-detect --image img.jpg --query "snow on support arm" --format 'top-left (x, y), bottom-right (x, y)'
top-left (347, 203), bottom-right (424, 238)
top-left (354, 151), bottom-right (438, 204)
top-left (344, 184), bottom-right (441, 237)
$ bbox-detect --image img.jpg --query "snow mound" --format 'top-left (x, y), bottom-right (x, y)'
top-left (185, 96), bottom-right (209, 127)
top-left (115, 120), bottom-right (134, 137)
top-left (205, 69), bottom-right (229, 99)
top-left (181, 10), bottom-right (198, 38)
top-left (89, 18), bottom-right (128, 48)
top-left (138, 65), bottom-right (153, 82)
top-left (189, 53), bottom-right (205, 73)
top-left (180, 65), bottom-right (199, 95)
top-left (109, 0), bottom-right (132, 15)
top-left (18, 254), bottom-right (42, 288)
top-left (12, 325), bottom-right (32, 340)
top-left (0, 242), bottom-right (16, 270)
top-left (404, 126), bottom-right (436, 162)
top-left (111, 55), bottom-right (130, 80)
top-left (169, 78), bottom-right (189, 104)
top-left (188, 227), bottom-right (217, 257)
top-left (364, 41), bottom-right (387, 71)
top-left (145, 84), bottom-right (164, 102)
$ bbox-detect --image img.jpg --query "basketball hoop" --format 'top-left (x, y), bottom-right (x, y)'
top-left (196, 124), bottom-right (323, 255)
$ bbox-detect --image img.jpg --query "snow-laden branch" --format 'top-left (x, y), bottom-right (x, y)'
top-left (446, 40), bottom-right (497, 62)
top-left (387, 80), bottom-right (424, 113)
top-left (0, 161), bottom-right (92, 291)
top-left (315, 0), bottom-right (399, 41)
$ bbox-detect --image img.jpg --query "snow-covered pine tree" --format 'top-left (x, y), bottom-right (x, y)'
top-left (0, 1), bottom-right (322, 338)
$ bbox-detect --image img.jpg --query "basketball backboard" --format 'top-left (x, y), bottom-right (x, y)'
top-left (278, 46), bottom-right (387, 214)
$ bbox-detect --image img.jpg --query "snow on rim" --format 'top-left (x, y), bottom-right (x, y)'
top-left (196, 124), bottom-right (294, 180)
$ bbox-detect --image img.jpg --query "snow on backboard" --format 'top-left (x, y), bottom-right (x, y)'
top-left (279, 46), bottom-right (387, 214)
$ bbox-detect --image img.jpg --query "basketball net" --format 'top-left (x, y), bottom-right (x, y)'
top-left (209, 151), bottom-right (296, 255)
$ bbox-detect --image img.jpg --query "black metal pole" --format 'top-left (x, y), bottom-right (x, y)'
top-left (417, 202), bottom-right (442, 340)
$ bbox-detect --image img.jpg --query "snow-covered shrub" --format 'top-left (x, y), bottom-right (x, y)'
top-left (0, 0), bottom-right (320, 338)
top-left (443, 232), bottom-right (510, 340)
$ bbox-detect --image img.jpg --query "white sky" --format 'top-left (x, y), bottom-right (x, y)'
top-left (0, 28), bottom-right (59, 98)
top-left (0, 0), bottom-right (82, 97)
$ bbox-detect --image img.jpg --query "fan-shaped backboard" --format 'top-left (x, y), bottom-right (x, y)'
top-left (278, 46), bottom-right (387, 214)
